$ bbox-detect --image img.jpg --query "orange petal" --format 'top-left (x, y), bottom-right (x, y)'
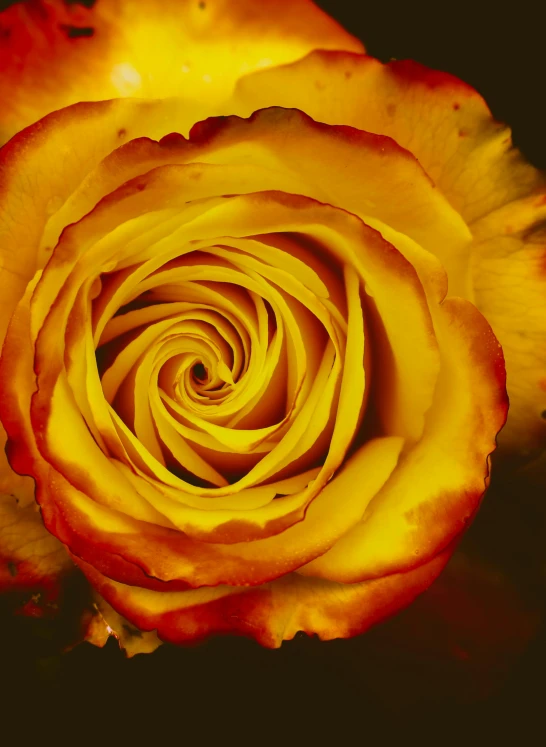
top-left (73, 544), bottom-right (453, 649)
top-left (233, 51), bottom-right (544, 224)
top-left (0, 0), bottom-right (363, 144)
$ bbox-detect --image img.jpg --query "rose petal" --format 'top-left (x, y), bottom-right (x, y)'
top-left (469, 190), bottom-right (546, 457)
top-left (72, 545), bottom-right (452, 649)
top-left (230, 58), bottom-right (543, 461)
top-left (0, 0), bottom-right (364, 144)
top-left (0, 98), bottom-right (208, 343)
top-left (82, 590), bottom-right (162, 657)
top-left (232, 51), bottom-right (544, 225)
top-left (14, 430), bottom-right (403, 589)
top-left (0, 490), bottom-right (73, 604)
top-left (40, 107), bottom-right (471, 294)
top-left (299, 298), bottom-right (507, 581)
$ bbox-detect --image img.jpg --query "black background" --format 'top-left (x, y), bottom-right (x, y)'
top-left (1, 0), bottom-right (546, 743)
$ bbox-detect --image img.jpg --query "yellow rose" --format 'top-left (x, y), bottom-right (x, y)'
top-left (2, 0), bottom-right (536, 650)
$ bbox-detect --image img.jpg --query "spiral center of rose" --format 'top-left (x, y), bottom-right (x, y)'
top-left (88, 224), bottom-right (360, 492)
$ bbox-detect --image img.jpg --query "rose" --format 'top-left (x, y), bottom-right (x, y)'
top-left (0, 101), bottom-right (507, 647)
top-left (0, 0), bottom-right (538, 650)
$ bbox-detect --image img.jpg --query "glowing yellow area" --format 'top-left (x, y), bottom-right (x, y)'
top-left (110, 63), bottom-right (143, 96)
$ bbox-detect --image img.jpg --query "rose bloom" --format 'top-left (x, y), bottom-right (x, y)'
top-left (0, 0), bottom-right (543, 653)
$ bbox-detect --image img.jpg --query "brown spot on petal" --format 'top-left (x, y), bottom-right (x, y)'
top-left (386, 103), bottom-right (397, 117)
top-left (117, 128), bottom-right (127, 138)
top-left (59, 24), bottom-right (95, 39)
top-left (453, 102), bottom-right (461, 110)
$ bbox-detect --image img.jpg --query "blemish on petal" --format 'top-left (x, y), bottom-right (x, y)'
top-left (117, 128), bottom-right (127, 138)
top-left (386, 103), bottom-right (397, 117)
top-left (59, 24), bottom-right (95, 39)
top-left (453, 102), bottom-right (460, 110)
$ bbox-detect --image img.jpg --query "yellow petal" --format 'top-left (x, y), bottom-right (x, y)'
top-left (0, 0), bottom-right (364, 143)
top-left (0, 489), bottom-right (73, 602)
top-left (470, 191), bottom-right (546, 457)
top-left (299, 298), bottom-right (507, 582)
top-left (83, 590), bottom-right (162, 658)
top-left (232, 52), bottom-right (543, 224)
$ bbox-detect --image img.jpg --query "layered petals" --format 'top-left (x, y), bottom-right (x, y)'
top-left (232, 51), bottom-right (545, 457)
top-left (232, 51), bottom-right (544, 224)
top-left (0, 94), bottom-right (507, 647)
top-left (74, 546), bottom-right (454, 648)
top-left (298, 298), bottom-right (507, 582)
top-left (469, 191), bottom-right (546, 457)
top-left (0, 0), bottom-right (364, 145)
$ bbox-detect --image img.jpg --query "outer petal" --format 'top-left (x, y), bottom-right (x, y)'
top-left (232, 51), bottom-right (544, 224)
top-left (0, 488), bottom-right (74, 612)
top-left (73, 545), bottom-right (453, 649)
top-left (0, 0), bottom-right (364, 144)
top-left (80, 590), bottom-right (162, 657)
top-left (470, 191), bottom-right (546, 457)
top-left (0, 97), bottom-right (212, 345)
top-left (232, 52), bottom-right (545, 458)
